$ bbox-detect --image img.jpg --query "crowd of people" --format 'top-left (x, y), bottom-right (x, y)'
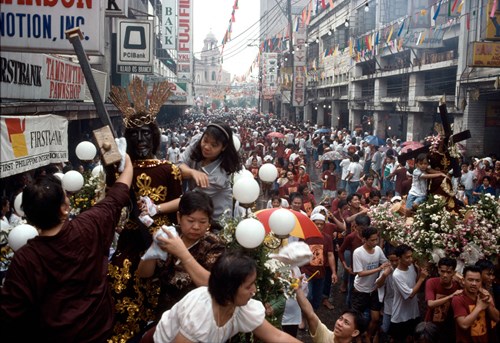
top-left (1, 80), bottom-right (499, 343)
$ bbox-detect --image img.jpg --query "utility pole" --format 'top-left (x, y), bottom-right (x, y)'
top-left (287, 0), bottom-right (294, 122)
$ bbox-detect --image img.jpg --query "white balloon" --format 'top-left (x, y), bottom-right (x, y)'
top-left (258, 164), bottom-right (278, 183)
top-left (0, 220), bottom-right (10, 231)
top-left (235, 218), bottom-right (265, 248)
top-left (269, 209), bottom-right (296, 236)
top-left (75, 141), bottom-right (97, 161)
top-left (54, 172), bottom-right (64, 180)
top-left (8, 224), bottom-right (38, 251)
top-left (14, 192), bottom-right (24, 217)
top-left (62, 170), bottom-right (84, 192)
top-left (233, 135), bottom-right (241, 151)
top-left (233, 178), bottom-right (260, 204)
top-left (91, 165), bottom-right (104, 177)
top-left (233, 169), bottom-right (254, 184)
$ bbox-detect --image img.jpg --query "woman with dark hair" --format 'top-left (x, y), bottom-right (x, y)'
top-left (142, 251), bottom-right (300, 343)
top-left (178, 122), bottom-right (242, 221)
top-left (0, 155), bottom-right (133, 342)
top-left (137, 191), bottom-right (225, 314)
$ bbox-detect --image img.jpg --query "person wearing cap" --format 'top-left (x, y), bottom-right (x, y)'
top-left (300, 213), bottom-right (337, 313)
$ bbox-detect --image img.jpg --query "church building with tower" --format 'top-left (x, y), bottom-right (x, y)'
top-left (194, 31), bottom-right (231, 105)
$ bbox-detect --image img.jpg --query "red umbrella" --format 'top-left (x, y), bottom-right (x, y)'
top-left (267, 132), bottom-right (285, 139)
top-left (401, 142), bottom-right (424, 153)
top-left (254, 208), bottom-right (322, 239)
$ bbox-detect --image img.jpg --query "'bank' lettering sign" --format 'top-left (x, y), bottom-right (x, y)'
top-left (0, 114), bottom-right (68, 178)
top-left (0, 0), bottom-right (104, 55)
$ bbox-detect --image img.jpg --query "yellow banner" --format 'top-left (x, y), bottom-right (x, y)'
top-left (486, 0), bottom-right (500, 40)
top-left (471, 42), bottom-right (500, 67)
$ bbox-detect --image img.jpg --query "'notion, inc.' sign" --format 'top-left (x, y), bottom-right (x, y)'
top-left (0, 0), bottom-right (104, 55)
top-left (1, 51), bottom-right (88, 101)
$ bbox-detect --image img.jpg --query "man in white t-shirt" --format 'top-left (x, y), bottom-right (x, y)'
top-left (346, 154), bottom-right (363, 195)
top-left (390, 244), bottom-right (428, 342)
top-left (340, 156), bottom-right (351, 191)
top-left (460, 162), bottom-right (475, 202)
top-left (352, 227), bottom-right (389, 342)
top-left (167, 142), bottom-right (180, 163)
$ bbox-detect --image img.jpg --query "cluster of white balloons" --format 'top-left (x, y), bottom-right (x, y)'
top-left (56, 141), bottom-right (102, 193)
top-left (5, 141), bottom-right (103, 252)
top-left (232, 161), bottom-right (297, 249)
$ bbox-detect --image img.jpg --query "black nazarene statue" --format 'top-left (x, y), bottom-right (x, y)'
top-left (107, 77), bottom-right (183, 341)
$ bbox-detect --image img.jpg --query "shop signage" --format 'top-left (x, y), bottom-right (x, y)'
top-left (0, 51), bottom-right (90, 101)
top-left (293, 18), bottom-right (306, 107)
top-left (0, 114), bottom-right (68, 178)
top-left (0, 0), bottom-right (104, 55)
top-left (116, 19), bottom-right (154, 74)
top-left (471, 42), bottom-right (500, 67)
top-left (105, 0), bottom-right (128, 17)
top-left (177, 0), bottom-right (192, 82)
top-left (162, 0), bottom-right (176, 49)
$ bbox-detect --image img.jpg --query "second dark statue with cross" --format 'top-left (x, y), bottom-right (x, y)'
top-left (399, 97), bottom-right (471, 212)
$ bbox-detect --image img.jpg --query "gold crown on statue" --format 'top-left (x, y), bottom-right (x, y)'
top-left (109, 76), bottom-right (171, 128)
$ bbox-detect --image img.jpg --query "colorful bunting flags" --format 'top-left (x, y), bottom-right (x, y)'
top-left (433, 0), bottom-right (442, 20)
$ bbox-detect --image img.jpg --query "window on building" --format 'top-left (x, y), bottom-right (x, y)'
top-left (356, 4), bottom-right (376, 35)
top-left (334, 28), bottom-right (348, 50)
top-left (205, 71), bottom-right (208, 81)
top-left (212, 71), bottom-right (216, 81)
top-left (380, 0), bottom-right (408, 24)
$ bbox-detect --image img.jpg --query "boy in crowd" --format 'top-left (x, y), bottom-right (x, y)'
top-left (406, 153), bottom-right (448, 213)
top-left (338, 215), bottom-right (371, 307)
top-left (390, 244), bottom-right (428, 343)
top-left (296, 279), bottom-right (366, 343)
top-left (452, 265), bottom-right (499, 343)
top-left (351, 227), bottom-right (390, 342)
top-left (357, 174), bottom-right (379, 205)
top-left (425, 257), bottom-right (462, 342)
top-left (375, 247), bottom-right (399, 342)
top-left (475, 259), bottom-right (495, 295)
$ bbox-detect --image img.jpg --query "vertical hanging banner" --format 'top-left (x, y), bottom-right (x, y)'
top-left (0, 0), bottom-right (104, 55)
top-left (177, 0), bottom-right (192, 82)
top-left (0, 115), bottom-right (68, 178)
top-left (162, 0), bottom-right (176, 49)
top-left (486, 0), bottom-right (500, 40)
top-left (262, 53), bottom-right (278, 100)
top-left (293, 18), bottom-right (306, 107)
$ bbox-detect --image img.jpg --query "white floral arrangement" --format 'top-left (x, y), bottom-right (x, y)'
top-left (371, 194), bottom-right (499, 267)
top-left (69, 172), bottom-right (106, 217)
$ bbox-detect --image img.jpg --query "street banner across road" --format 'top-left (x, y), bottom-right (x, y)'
top-left (0, 115), bottom-right (68, 178)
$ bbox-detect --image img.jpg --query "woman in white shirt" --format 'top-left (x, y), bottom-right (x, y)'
top-left (142, 251), bottom-right (300, 343)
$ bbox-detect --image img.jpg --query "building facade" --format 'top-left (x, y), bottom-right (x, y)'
top-left (302, 0), bottom-right (500, 156)
top-left (193, 32), bottom-right (231, 106)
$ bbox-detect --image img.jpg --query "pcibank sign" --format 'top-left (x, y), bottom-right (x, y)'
top-left (0, 0), bottom-right (104, 55)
